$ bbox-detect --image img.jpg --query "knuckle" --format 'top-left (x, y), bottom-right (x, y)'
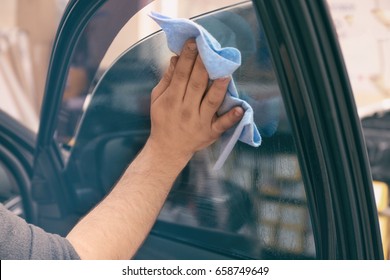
top-left (206, 96), bottom-right (219, 108)
top-left (164, 92), bottom-right (176, 104)
top-left (212, 113), bottom-right (237, 134)
top-left (175, 69), bottom-right (188, 81)
top-left (170, 56), bottom-right (178, 66)
top-left (189, 80), bottom-right (204, 91)
top-left (205, 91), bottom-right (223, 108)
top-left (162, 71), bottom-right (172, 83)
top-left (180, 109), bottom-right (192, 122)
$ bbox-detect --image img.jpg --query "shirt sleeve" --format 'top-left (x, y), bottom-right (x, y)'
top-left (0, 204), bottom-right (80, 260)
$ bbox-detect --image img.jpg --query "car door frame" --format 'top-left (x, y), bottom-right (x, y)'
top-left (32, 0), bottom-right (383, 258)
top-left (30, 0), bottom-right (153, 235)
top-left (0, 111), bottom-right (36, 223)
top-left (253, 0), bottom-right (383, 259)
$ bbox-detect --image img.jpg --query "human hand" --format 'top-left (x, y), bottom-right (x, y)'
top-left (146, 39), bottom-right (244, 164)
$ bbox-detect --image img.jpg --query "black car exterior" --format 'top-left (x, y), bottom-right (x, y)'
top-left (0, 0), bottom-right (383, 259)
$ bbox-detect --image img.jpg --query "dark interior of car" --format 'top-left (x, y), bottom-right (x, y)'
top-left (60, 3), bottom-right (315, 260)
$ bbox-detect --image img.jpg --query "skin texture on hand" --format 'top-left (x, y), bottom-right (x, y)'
top-left (66, 39), bottom-right (243, 259)
top-left (148, 39), bottom-right (244, 162)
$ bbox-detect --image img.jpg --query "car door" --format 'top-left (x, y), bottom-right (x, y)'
top-left (0, 110), bottom-right (36, 223)
top-left (31, 0), bottom-right (383, 259)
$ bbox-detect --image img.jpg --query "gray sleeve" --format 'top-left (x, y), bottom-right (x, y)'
top-left (0, 204), bottom-right (80, 260)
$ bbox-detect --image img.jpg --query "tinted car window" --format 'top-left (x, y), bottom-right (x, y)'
top-left (66, 2), bottom-right (316, 259)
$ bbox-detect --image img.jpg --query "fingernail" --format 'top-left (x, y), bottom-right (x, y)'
top-left (188, 42), bottom-right (197, 51)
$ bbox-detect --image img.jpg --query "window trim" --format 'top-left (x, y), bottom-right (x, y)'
top-left (32, 0), bottom-right (153, 212)
top-left (33, 0), bottom-right (383, 259)
top-left (253, 0), bottom-right (383, 259)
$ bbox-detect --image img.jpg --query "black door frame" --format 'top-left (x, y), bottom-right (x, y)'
top-left (253, 0), bottom-right (383, 259)
top-left (34, 0), bottom-right (383, 259)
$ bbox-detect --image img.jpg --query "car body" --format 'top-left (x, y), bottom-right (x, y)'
top-left (0, 0), bottom-right (384, 259)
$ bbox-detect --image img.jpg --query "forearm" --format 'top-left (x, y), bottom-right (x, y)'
top-left (66, 39), bottom-right (242, 260)
top-left (66, 140), bottom-right (191, 260)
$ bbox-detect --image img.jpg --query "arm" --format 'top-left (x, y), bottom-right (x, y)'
top-left (66, 39), bottom-right (244, 260)
top-left (0, 204), bottom-right (79, 259)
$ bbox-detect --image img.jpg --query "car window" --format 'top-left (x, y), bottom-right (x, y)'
top-left (65, 1), bottom-right (316, 259)
top-left (54, 0), bottom-right (239, 150)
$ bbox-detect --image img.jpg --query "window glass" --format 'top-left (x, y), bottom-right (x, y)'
top-left (56, 0), bottom-right (151, 147)
top-left (55, 0), bottom-right (239, 151)
top-left (67, 2), bottom-right (316, 259)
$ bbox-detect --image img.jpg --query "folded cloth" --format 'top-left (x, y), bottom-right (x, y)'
top-left (149, 12), bottom-right (261, 169)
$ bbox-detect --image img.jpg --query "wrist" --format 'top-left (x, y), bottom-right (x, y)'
top-left (140, 138), bottom-right (193, 174)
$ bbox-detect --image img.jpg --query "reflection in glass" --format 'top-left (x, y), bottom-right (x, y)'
top-left (66, 2), bottom-right (316, 259)
top-left (55, 0), bottom-right (153, 145)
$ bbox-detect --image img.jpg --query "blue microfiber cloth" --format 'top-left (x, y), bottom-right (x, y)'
top-left (149, 11), bottom-right (261, 169)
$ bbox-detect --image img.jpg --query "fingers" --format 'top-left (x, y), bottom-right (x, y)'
top-left (152, 39), bottom-right (199, 104)
top-left (183, 55), bottom-right (209, 106)
top-left (212, 106), bottom-right (244, 135)
top-left (170, 39), bottom-right (198, 100)
top-left (201, 78), bottom-right (244, 136)
top-left (200, 77), bottom-right (230, 119)
top-left (151, 56), bottom-right (178, 103)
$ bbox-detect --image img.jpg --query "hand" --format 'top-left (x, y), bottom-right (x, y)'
top-left (66, 41), bottom-right (245, 260)
top-left (147, 39), bottom-right (244, 163)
